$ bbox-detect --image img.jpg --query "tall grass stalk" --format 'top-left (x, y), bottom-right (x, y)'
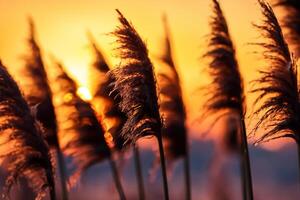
top-left (240, 119), bottom-right (253, 200)
top-left (203, 1), bottom-right (253, 199)
top-left (251, 0), bottom-right (300, 193)
top-left (109, 158), bottom-right (126, 200)
top-left (88, 34), bottom-right (144, 198)
top-left (22, 19), bottom-right (67, 200)
top-left (157, 136), bottom-right (170, 200)
top-left (109, 9), bottom-right (169, 199)
top-left (133, 145), bottom-right (145, 200)
top-left (55, 149), bottom-right (68, 200)
top-left (158, 15), bottom-right (190, 200)
top-left (49, 60), bottom-right (126, 198)
top-left (0, 61), bottom-right (56, 200)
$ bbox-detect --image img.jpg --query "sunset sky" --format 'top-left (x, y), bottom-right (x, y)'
top-left (0, 0), bottom-right (292, 150)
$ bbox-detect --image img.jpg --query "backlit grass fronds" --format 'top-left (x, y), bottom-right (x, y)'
top-left (202, 0), bottom-right (245, 154)
top-left (87, 32), bottom-right (111, 98)
top-left (204, 2), bottom-right (253, 198)
top-left (88, 32), bottom-right (110, 73)
top-left (203, 0), bottom-right (245, 119)
top-left (251, 0), bottom-right (300, 144)
top-left (273, 0), bottom-right (300, 56)
top-left (160, 16), bottom-right (175, 70)
top-left (88, 34), bottom-right (127, 150)
top-left (49, 60), bottom-right (111, 185)
top-left (20, 18), bottom-right (58, 147)
top-left (0, 61), bottom-right (55, 200)
top-left (158, 16), bottom-right (187, 160)
top-left (109, 9), bottom-right (162, 146)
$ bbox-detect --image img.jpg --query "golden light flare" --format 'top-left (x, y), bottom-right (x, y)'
top-left (91, 98), bottom-right (122, 148)
top-left (77, 86), bottom-right (92, 101)
top-left (63, 93), bottom-right (74, 103)
top-left (104, 131), bottom-right (114, 148)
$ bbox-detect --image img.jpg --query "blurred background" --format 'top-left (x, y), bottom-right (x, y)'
top-left (0, 0), bottom-right (298, 199)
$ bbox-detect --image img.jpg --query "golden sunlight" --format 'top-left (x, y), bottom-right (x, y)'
top-left (0, 1), bottom-right (299, 199)
top-left (77, 86), bottom-right (92, 101)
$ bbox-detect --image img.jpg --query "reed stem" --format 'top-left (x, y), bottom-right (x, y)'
top-left (48, 182), bottom-right (57, 200)
top-left (109, 158), bottom-right (126, 200)
top-left (240, 119), bottom-right (253, 200)
top-left (184, 149), bottom-right (191, 200)
top-left (56, 148), bottom-right (69, 200)
top-left (45, 161), bottom-right (56, 200)
top-left (133, 144), bottom-right (145, 200)
top-left (239, 147), bottom-right (247, 200)
top-left (157, 136), bottom-right (169, 200)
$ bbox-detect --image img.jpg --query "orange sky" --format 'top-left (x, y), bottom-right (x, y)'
top-left (0, 0), bottom-right (294, 150)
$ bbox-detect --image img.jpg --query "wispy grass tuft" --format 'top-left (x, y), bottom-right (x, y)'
top-left (88, 32), bottom-right (110, 73)
top-left (251, 0), bottom-right (300, 192)
top-left (158, 15), bottom-right (187, 161)
top-left (251, 0), bottom-right (299, 144)
top-left (203, 1), bottom-right (253, 199)
top-left (49, 60), bottom-right (111, 187)
top-left (0, 61), bottom-right (55, 200)
top-left (203, 0), bottom-right (244, 118)
top-left (273, 0), bottom-right (300, 56)
top-left (49, 59), bottom-right (126, 199)
top-left (109, 10), bottom-right (162, 146)
top-left (21, 18), bottom-right (68, 200)
top-left (21, 18), bottom-right (58, 147)
top-left (109, 9), bottom-right (169, 199)
top-left (158, 15), bottom-right (190, 200)
top-left (88, 33), bottom-right (127, 151)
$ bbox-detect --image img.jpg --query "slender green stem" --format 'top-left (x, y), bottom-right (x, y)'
top-left (240, 119), bottom-right (253, 200)
top-left (133, 145), bottom-right (145, 200)
top-left (157, 136), bottom-right (169, 200)
top-left (56, 148), bottom-right (69, 200)
top-left (183, 144), bottom-right (191, 200)
top-left (109, 158), bottom-right (126, 200)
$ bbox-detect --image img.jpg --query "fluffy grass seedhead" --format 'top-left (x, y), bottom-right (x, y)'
top-left (49, 61), bottom-right (111, 186)
top-left (0, 61), bottom-right (55, 200)
top-left (87, 32), bottom-right (110, 73)
top-left (273, 0), bottom-right (300, 57)
top-left (203, 0), bottom-right (245, 119)
top-left (201, 0), bottom-right (244, 152)
top-left (21, 18), bottom-right (58, 147)
top-left (158, 16), bottom-right (187, 160)
top-left (251, 0), bottom-right (300, 144)
top-left (88, 34), bottom-right (127, 150)
top-left (160, 15), bottom-right (175, 70)
top-left (109, 9), bottom-right (162, 146)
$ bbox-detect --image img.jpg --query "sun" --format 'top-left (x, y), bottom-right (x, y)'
top-left (77, 86), bottom-right (92, 101)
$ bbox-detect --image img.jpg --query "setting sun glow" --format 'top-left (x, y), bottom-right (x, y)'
top-left (77, 86), bottom-right (92, 101)
top-left (0, 0), bottom-right (293, 150)
top-left (0, 1), bottom-right (300, 199)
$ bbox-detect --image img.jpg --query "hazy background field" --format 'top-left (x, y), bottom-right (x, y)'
top-left (63, 139), bottom-right (299, 200)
